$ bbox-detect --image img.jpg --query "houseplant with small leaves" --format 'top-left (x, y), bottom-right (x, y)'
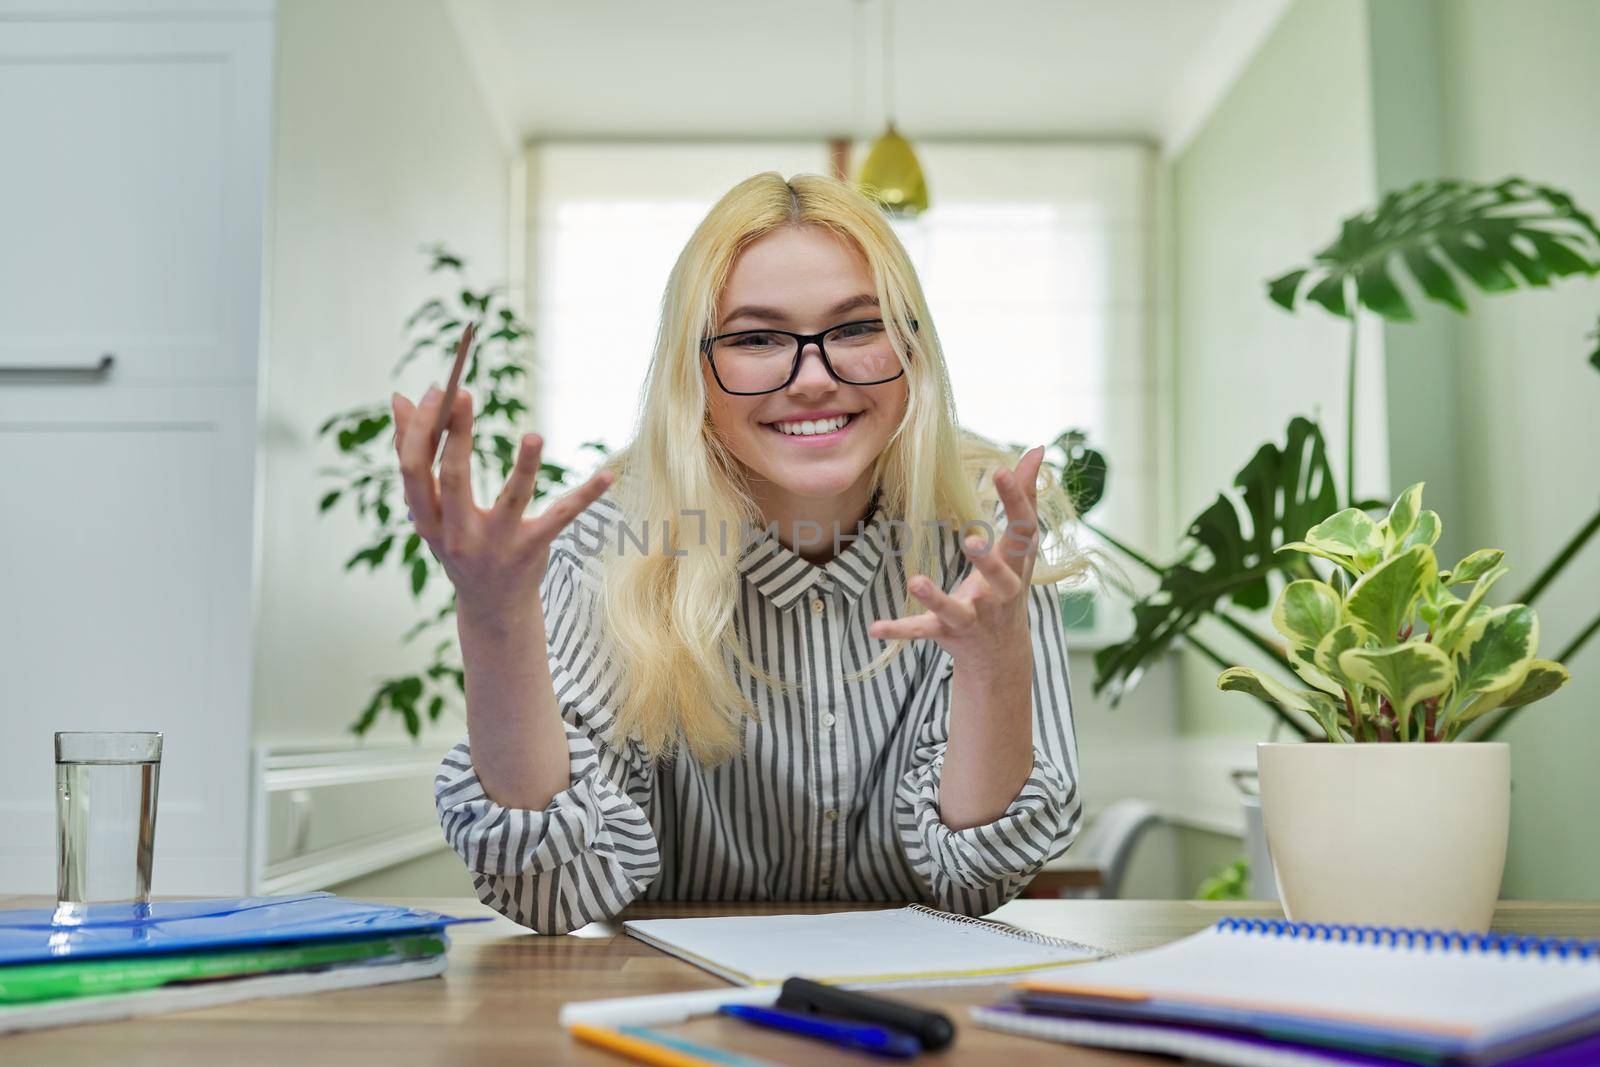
top-left (315, 244), bottom-right (597, 738)
top-left (1215, 482), bottom-right (1571, 932)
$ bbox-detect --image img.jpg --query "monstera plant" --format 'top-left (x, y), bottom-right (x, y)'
top-left (1216, 483), bottom-right (1571, 743)
top-left (1076, 176), bottom-right (1600, 743)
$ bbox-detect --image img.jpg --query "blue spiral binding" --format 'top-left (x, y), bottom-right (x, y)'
top-left (1214, 917), bottom-right (1600, 959)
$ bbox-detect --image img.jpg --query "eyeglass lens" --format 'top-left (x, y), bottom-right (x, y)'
top-left (709, 321), bottom-right (902, 394)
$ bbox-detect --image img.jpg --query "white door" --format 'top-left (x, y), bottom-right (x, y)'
top-left (0, 9), bottom-right (273, 895)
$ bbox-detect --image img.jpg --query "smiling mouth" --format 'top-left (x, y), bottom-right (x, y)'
top-left (763, 413), bottom-right (857, 438)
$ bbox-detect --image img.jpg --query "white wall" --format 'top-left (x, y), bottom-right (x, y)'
top-left (1166, 0), bottom-right (1385, 737)
top-left (1436, 0), bottom-right (1600, 899)
top-left (254, 0), bottom-right (511, 747)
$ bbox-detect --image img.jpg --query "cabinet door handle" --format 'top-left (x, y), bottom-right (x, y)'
top-left (0, 354), bottom-right (116, 379)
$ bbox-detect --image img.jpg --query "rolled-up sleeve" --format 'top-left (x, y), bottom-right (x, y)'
top-left (894, 580), bottom-right (1083, 915)
top-left (434, 543), bottom-right (660, 934)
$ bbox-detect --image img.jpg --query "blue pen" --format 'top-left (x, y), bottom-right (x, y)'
top-left (718, 1003), bottom-right (922, 1059)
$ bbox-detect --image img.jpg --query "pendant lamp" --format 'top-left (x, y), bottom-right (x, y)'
top-left (855, 0), bottom-right (928, 216)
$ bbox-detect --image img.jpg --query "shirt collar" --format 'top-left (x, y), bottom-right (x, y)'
top-left (737, 492), bottom-right (892, 611)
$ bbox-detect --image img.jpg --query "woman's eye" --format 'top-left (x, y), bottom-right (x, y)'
top-left (733, 334), bottom-right (780, 348)
top-left (836, 322), bottom-right (884, 339)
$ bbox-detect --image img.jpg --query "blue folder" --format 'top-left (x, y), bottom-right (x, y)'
top-left (0, 893), bottom-right (489, 966)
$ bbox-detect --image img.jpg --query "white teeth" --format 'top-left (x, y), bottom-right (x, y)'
top-left (771, 414), bottom-right (851, 437)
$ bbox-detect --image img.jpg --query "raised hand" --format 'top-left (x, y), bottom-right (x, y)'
top-left (391, 384), bottom-right (613, 625)
top-left (868, 446), bottom-right (1044, 669)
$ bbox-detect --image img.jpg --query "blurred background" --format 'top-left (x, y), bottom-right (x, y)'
top-left (2, 0), bottom-right (1596, 906)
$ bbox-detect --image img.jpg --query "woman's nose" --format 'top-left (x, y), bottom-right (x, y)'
top-left (786, 342), bottom-right (837, 395)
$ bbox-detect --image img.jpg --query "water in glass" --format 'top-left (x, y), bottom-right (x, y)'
top-left (54, 732), bottom-right (162, 919)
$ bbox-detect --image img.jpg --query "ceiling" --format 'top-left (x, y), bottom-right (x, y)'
top-left (447, 0), bottom-right (1290, 153)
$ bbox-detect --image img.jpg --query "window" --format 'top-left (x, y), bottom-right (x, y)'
top-left (525, 140), bottom-right (1156, 582)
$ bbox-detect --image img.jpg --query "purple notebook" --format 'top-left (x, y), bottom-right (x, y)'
top-left (970, 1003), bottom-right (1600, 1067)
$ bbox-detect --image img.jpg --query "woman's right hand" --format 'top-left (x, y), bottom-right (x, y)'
top-left (391, 385), bottom-right (613, 629)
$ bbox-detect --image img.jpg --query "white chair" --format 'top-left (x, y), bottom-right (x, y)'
top-left (1058, 798), bottom-right (1161, 900)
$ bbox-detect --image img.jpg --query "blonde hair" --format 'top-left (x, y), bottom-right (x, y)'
top-left (592, 171), bottom-right (1091, 765)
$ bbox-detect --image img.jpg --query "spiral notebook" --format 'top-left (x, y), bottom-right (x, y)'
top-left (622, 904), bottom-right (1107, 987)
top-left (972, 917), bottom-right (1600, 1065)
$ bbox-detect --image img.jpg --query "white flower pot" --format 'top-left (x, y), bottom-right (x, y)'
top-left (1256, 742), bottom-right (1510, 932)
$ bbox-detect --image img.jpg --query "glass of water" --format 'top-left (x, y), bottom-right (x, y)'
top-left (54, 732), bottom-right (162, 922)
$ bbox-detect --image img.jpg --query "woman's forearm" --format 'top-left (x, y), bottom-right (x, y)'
top-left (456, 595), bottom-right (573, 812)
top-left (938, 641), bottom-right (1036, 831)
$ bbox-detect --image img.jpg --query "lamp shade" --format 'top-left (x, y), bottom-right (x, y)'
top-left (855, 124), bottom-right (928, 217)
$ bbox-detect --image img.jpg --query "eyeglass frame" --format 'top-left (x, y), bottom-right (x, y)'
top-left (699, 317), bottom-right (919, 396)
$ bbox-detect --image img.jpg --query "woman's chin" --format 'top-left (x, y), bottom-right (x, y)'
top-left (754, 461), bottom-right (872, 504)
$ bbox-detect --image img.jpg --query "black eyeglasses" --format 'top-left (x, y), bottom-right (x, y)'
top-left (700, 317), bottom-right (917, 396)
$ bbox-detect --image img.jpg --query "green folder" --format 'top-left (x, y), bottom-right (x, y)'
top-left (0, 933), bottom-right (447, 1005)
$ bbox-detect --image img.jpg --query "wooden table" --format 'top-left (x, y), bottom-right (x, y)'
top-left (4, 898), bottom-right (1598, 1066)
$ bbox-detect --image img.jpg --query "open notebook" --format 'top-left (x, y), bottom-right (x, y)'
top-left (622, 905), bottom-right (1106, 987)
top-left (972, 917), bottom-right (1600, 1065)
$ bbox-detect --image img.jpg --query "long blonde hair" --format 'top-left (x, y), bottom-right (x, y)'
top-left (592, 171), bottom-right (1090, 764)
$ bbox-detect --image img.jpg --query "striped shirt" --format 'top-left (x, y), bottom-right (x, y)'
top-left (434, 493), bottom-right (1083, 934)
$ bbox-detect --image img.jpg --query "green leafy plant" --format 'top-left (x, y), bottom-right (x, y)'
top-left (1268, 177), bottom-right (1600, 503)
top-left (315, 244), bottom-right (596, 738)
top-left (1216, 483), bottom-right (1571, 742)
top-left (1072, 177), bottom-right (1600, 735)
top-left (1196, 857), bottom-right (1250, 901)
top-left (1042, 425), bottom-right (1329, 736)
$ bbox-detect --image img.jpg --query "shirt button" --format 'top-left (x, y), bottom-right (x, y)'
top-left (825, 808), bottom-right (839, 822)
top-left (810, 597), bottom-right (824, 615)
top-left (822, 713), bottom-right (836, 728)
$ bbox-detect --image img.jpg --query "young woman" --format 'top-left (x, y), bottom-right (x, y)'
top-left (392, 172), bottom-right (1091, 934)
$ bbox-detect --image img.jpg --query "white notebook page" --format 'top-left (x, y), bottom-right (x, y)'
top-left (623, 907), bottom-right (1102, 985)
top-left (1035, 926), bottom-right (1600, 1041)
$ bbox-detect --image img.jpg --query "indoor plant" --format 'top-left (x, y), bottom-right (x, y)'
top-left (315, 244), bottom-right (597, 737)
top-left (1217, 482), bottom-right (1571, 931)
top-left (1079, 177), bottom-right (1600, 740)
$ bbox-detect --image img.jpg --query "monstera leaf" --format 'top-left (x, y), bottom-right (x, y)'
top-left (1268, 177), bottom-right (1600, 322)
top-left (1093, 416), bottom-right (1338, 704)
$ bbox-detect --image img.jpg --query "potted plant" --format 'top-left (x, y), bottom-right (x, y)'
top-left (1217, 482), bottom-right (1571, 932)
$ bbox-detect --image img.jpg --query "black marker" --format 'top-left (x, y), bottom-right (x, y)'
top-left (776, 976), bottom-right (955, 1052)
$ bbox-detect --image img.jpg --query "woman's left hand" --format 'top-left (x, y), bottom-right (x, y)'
top-left (869, 446), bottom-right (1044, 673)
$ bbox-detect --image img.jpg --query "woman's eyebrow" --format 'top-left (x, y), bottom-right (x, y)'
top-left (720, 293), bottom-right (879, 328)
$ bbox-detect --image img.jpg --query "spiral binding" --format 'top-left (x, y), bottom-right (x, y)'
top-left (1216, 916), bottom-right (1600, 960)
top-left (908, 903), bottom-right (1103, 955)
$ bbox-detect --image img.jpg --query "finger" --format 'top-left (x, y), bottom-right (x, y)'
top-left (492, 433), bottom-right (544, 524)
top-left (907, 574), bottom-right (977, 632)
top-left (530, 467), bottom-right (615, 544)
top-left (963, 534), bottom-right (1024, 598)
top-left (869, 613), bottom-right (944, 641)
top-left (1017, 445), bottom-right (1044, 509)
top-left (390, 392), bottom-right (408, 453)
top-left (992, 467), bottom-right (1039, 574)
top-left (438, 390), bottom-right (478, 527)
top-left (394, 389), bottom-right (443, 535)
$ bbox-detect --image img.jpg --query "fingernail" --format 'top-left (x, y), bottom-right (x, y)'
top-left (424, 385), bottom-right (440, 401)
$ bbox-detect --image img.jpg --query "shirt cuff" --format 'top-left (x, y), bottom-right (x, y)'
top-left (435, 741), bottom-right (659, 881)
top-left (895, 745), bottom-right (1077, 892)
